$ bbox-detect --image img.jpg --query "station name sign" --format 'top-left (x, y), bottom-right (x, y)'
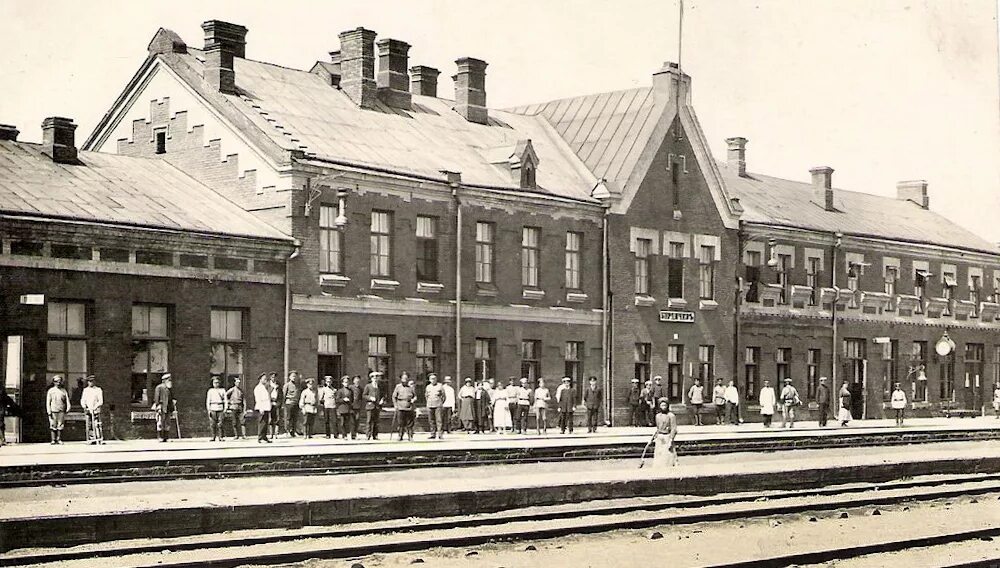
top-left (659, 310), bottom-right (695, 323)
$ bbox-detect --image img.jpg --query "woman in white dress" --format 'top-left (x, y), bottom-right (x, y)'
top-left (492, 382), bottom-right (512, 433)
top-left (652, 398), bottom-right (678, 467)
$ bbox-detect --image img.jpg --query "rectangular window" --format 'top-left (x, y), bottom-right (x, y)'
top-left (942, 269), bottom-right (956, 314)
top-left (131, 305), bottom-right (170, 405)
top-left (962, 343), bottom-right (984, 403)
top-left (521, 340), bottom-right (541, 382)
top-left (745, 251), bottom-right (761, 303)
top-left (210, 309), bottom-right (244, 390)
top-left (970, 275), bottom-right (982, 317)
top-left (565, 232), bottom-right (582, 290)
top-left (367, 335), bottom-right (394, 383)
top-left (776, 348), bottom-right (792, 383)
top-left (698, 345), bottom-right (714, 384)
top-left (634, 238), bottom-right (651, 296)
top-left (416, 216), bottom-right (438, 282)
top-left (475, 222), bottom-right (494, 284)
top-left (913, 341), bottom-right (928, 402)
top-left (474, 338), bottom-right (495, 382)
top-left (745, 346), bottom-right (760, 397)
top-left (994, 346), bottom-right (1000, 398)
top-left (846, 263), bottom-right (861, 308)
top-left (667, 344), bottom-right (683, 402)
top-left (47, 302), bottom-right (88, 407)
top-left (415, 336), bottom-right (439, 404)
top-left (807, 349), bottom-right (820, 399)
top-left (699, 245), bottom-right (715, 300)
top-left (319, 205), bottom-right (343, 274)
top-left (883, 340), bottom-right (898, 400)
top-left (914, 269), bottom-right (928, 313)
top-left (566, 341), bottom-right (584, 399)
top-left (317, 333), bottom-right (344, 381)
top-left (884, 266), bottom-right (898, 310)
top-left (370, 211), bottom-right (392, 278)
top-left (154, 127), bottom-right (167, 154)
top-left (634, 343), bottom-right (651, 385)
top-left (668, 242), bottom-right (684, 299)
top-left (806, 257), bottom-right (820, 305)
top-left (522, 227), bottom-right (540, 287)
top-left (776, 254), bottom-right (792, 304)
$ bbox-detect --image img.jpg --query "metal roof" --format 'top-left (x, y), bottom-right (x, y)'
top-left (507, 86), bottom-right (668, 195)
top-left (167, 51), bottom-right (599, 202)
top-left (718, 160), bottom-right (999, 255)
top-left (0, 140), bottom-right (291, 241)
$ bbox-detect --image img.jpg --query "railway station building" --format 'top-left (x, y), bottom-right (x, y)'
top-left (64, 19), bottom-right (1000, 432)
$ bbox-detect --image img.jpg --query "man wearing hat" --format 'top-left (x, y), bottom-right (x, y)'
top-left (627, 378), bottom-right (642, 427)
top-left (515, 378), bottom-right (532, 434)
top-left (556, 377), bottom-right (577, 434)
top-left (583, 376), bottom-right (603, 433)
top-left (780, 377), bottom-right (801, 428)
top-left (816, 377), bottom-right (831, 427)
top-left (81, 375), bottom-right (105, 445)
top-left (362, 372), bottom-right (384, 440)
top-left (151, 374), bottom-right (176, 442)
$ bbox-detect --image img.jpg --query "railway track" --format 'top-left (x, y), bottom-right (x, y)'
top-left (3, 471), bottom-right (1000, 568)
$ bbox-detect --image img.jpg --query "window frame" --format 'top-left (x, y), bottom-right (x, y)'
top-left (698, 245), bottom-right (715, 300)
top-left (565, 231), bottom-right (582, 290)
top-left (474, 338), bottom-right (496, 382)
top-left (475, 222), bottom-right (495, 284)
top-left (319, 205), bottom-right (344, 274)
top-left (367, 335), bottom-right (395, 384)
top-left (521, 339), bottom-right (541, 382)
top-left (210, 308), bottom-right (246, 392)
top-left (370, 210), bottom-right (393, 278)
top-left (521, 226), bottom-right (541, 288)
top-left (46, 301), bottom-right (89, 410)
top-left (131, 304), bottom-right (171, 406)
top-left (415, 215), bottom-right (439, 282)
top-left (634, 238), bottom-right (651, 296)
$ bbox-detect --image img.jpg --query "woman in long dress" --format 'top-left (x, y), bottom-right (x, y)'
top-left (652, 398), bottom-right (678, 467)
top-left (458, 378), bottom-right (476, 431)
top-left (492, 382), bottom-right (512, 433)
top-left (838, 383), bottom-right (853, 426)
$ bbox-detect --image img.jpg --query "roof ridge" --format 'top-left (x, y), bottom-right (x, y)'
top-left (505, 85), bottom-right (652, 114)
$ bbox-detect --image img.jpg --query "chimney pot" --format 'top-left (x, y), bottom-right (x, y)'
top-left (725, 137), bottom-right (748, 177)
top-left (810, 166), bottom-right (835, 211)
top-left (41, 117), bottom-right (77, 164)
top-left (0, 124), bottom-right (19, 142)
top-left (338, 27), bottom-right (378, 109)
top-left (897, 179), bottom-right (929, 209)
top-left (201, 20), bottom-right (247, 94)
top-left (454, 57), bottom-right (488, 125)
top-left (376, 38), bottom-right (412, 109)
top-left (410, 65), bottom-right (440, 97)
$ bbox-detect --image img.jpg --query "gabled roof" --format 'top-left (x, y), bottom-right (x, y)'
top-left (0, 140), bottom-right (291, 241)
top-left (154, 49), bottom-right (600, 202)
top-left (718, 161), bottom-right (998, 255)
top-left (507, 86), bottom-right (665, 196)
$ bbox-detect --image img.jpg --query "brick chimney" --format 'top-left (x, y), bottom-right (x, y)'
top-left (453, 57), bottom-right (488, 125)
top-left (0, 124), bottom-right (18, 141)
top-left (410, 65), bottom-right (440, 97)
top-left (42, 117), bottom-right (78, 164)
top-left (897, 180), bottom-right (929, 209)
top-left (725, 137), bottom-right (748, 177)
top-left (201, 20), bottom-right (247, 94)
top-left (376, 38), bottom-right (411, 109)
top-left (810, 166), bottom-right (835, 211)
top-left (339, 27), bottom-right (378, 109)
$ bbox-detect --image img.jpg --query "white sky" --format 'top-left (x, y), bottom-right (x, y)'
top-left (1, 0), bottom-right (998, 241)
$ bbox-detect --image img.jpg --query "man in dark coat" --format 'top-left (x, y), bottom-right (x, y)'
top-left (627, 378), bottom-right (642, 426)
top-left (816, 377), bottom-right (831, 427)
top-left (556, 377), bottom-right (577, 434)
top-left (362, 372), bottom-right (383, 440)
top-left (583, 376), bottom-right (603, 433)
top-left (0, 389), bottom-right (22, 447)
top-left (350, 375), bottom-right (364, 438)
top-left (282, 372), bottom-right (301, 437)
top-left (151, 374), bottom-right (176, 442)
top-left (651, 376), bottom-right (666, 405)
top-left (335, 376), bottom-right (355, 439)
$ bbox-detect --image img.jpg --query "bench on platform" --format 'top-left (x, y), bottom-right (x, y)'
top-left (941, 408), bottom-right (980, 419)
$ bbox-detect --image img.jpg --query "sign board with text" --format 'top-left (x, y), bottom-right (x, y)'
top-left (659, 310), bottom-right (695, 323)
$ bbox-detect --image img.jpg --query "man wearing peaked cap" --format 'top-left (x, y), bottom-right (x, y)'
top-left (627, 378), bottom-right (642, 427)
top-left (556, 377), bottom-right (577, 434)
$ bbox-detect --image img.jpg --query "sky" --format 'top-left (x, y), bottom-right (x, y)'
top-left (1, 0), bottom-right (999, 241)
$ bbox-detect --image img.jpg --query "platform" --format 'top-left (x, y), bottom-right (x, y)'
top-left (0, 417), bottom-right (998, 486)
top-left (1, 440), bottom-right (999, 554)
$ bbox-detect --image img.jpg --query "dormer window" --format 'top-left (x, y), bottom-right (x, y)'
top-left (521, 160), bottom-right (536, 189)
top-left (486, 138), bottom-right (540, 190)
top-left (152, 126), bottom-right (167, 154)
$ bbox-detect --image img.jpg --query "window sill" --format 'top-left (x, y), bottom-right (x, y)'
top-left (371, 278), bottom-right (400, 291)
top-left (522, 288), bottom-right (545, 300)
top-left (319, 273), bottom-right (350, 287)
top-left (566, 291), bottom-right (589, 304)
top-left (417, 281), bottom-right (444, 294)
top-left (698, 299), bottom-right (718, 311)
top-left (476, 285), bottom-right (498, 297)
top-left (667, 298), bottom-right (688, 309)
top-left (634, 294), bottom-right (656, 307)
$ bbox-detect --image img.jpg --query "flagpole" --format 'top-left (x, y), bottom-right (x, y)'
top-left (677, 0), bottom-right (684, 73)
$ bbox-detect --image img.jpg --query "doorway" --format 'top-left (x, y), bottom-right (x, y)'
top-left (843, 338), bottom-right (867, 419)
top-left (3, 336), bottom-right (24, 443)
